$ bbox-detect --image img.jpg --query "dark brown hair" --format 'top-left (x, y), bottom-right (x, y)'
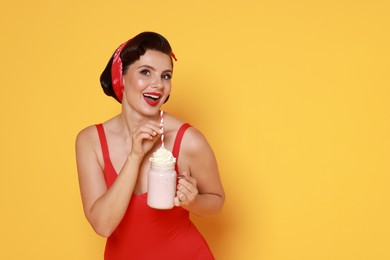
top-left (100, 32), bottom-right (173, 103)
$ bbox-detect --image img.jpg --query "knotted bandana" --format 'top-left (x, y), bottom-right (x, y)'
top-left (111, 41), bottom-right (177, 102)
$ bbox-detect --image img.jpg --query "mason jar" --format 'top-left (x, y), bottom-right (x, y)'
top-left (147, 162), bottom-right (177, 209)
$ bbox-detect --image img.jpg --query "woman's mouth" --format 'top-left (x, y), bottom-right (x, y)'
top-left (143, 92), bottom-right (162, 106)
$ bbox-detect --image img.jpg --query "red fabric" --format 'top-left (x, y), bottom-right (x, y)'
top-left (111, 41), bottom-right (128, 102)
top-left (95, 123), bottom-right (214, 260)
top-left (110, 39), bottom-right (177, 103)
top-left (172, 123), bottom-right (191, 174)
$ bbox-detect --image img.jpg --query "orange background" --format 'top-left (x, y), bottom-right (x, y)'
top-left (1, 1), bottom-right (389, 259)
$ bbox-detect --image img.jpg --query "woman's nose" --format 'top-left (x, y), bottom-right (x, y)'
top-left (150, 76), bottom-right (163, 88)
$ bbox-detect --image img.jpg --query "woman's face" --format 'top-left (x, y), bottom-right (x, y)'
top-left (122, 50), bottom-right (173, 116)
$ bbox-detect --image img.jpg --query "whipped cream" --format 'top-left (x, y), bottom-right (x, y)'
top-left (149, 147), bottom-right (176, 167)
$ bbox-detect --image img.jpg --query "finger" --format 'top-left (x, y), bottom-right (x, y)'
top-left (177, 191), bottom-right (191, 206)
top-left (176, 190), bottom-right (186, 201)
top-left (178, 173), bottom-right (197, 188)
top-left (177, 182), bottom-right (193, 194)
top-left (132, 132), bottom-right (160, 156)
top-left (143, 121), bottom-right (164, 134)
top-left (135, 126), bottom-right (162, 138)
top-left (134, 120), bottom-right (163, 134)
top-left (134, 132), bottom-right (159, 142)
top-left (178, 171), bottom-right (195, 183)
top-left (174, 197), bottom-right (181, 207)
top-left (179, 171), bottom-right (190, 179)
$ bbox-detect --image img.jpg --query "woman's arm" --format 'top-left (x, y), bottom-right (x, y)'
top-left (76, 122), bottom-right (162, 237)
top-left (174, 127), bottom-right (225, 216)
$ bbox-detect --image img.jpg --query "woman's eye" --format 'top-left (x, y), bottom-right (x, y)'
top-left (162, 74), bottom-right (172, 80)
top-left (140, 69), bottom-right (150, 75)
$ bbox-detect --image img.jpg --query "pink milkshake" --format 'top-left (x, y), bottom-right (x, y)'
top-left (147, 147), bottom-right (177, 209)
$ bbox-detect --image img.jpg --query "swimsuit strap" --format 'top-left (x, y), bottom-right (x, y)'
top-left (172, 123), bottom-right (192, 173)
top-left (95, 123), bottom-right (191, 174)
top-left (95, 124), bottom-right (111, 165)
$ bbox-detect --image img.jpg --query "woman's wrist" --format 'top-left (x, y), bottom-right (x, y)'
top-left (127, 153), bottom-right (143, 164)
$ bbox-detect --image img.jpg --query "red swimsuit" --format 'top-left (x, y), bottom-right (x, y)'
top-left (96, 123), bottom-right (214, 260)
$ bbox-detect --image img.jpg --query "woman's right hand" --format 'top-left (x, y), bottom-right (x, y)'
top-left (76, 121), bottom-right (163, 237)
top-left (130, 120), bottom-right (163, 159)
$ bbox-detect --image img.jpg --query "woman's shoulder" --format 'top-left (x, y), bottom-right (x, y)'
top-left (76, 124), bottom-right (100, 149)
top-left (76, 116), bottom-right (119, 144)
top-left (182, 125), bottom-right (209, 152)
top-left (176, 123), bottom-right (216, 168)
top-left (164, 113), bottom-right (185, 130)
top-left (174, 124), bottom-right (210, 156)
top-left (165, 112), bottom-right (206, 139)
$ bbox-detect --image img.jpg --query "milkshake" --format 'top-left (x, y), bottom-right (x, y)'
top-left (147, 147), bottom-right (177, 209)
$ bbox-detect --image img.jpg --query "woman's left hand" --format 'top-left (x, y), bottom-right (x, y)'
top-left (174, 171), bottom-right (198, 207)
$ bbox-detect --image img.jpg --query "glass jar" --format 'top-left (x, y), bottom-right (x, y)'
top-left (147, 162), bottom-right (177, 209)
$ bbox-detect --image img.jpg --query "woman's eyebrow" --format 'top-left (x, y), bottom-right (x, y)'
top-left (137, 64), bottom-right (155, 70)
top-left (137, 65), bottom-right (172, 73)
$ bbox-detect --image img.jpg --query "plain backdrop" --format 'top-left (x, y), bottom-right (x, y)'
top-left (1, 0), bottom-right (389, 259)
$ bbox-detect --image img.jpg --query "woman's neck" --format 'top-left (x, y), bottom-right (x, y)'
top-left (119, 103), bottom-right (159, 136)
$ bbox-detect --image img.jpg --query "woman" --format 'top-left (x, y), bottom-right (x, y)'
top-left (76, 32), bottom-right (225, 259)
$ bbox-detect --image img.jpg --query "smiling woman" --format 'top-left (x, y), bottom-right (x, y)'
top-left (100, 32), bottom-right (175, 104)
top-left (75, 32), bottom-right (225, 260)
top-left (138, 64), bottom-right (172, 107)
top-left (122, 51), bottom-right (173, 111)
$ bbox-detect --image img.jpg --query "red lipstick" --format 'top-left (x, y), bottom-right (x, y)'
top-left (143, 92), bottom-right (162, 107)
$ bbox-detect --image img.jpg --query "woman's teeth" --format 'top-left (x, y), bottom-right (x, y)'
top-left (143, 94), bottom-right (160, 101)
